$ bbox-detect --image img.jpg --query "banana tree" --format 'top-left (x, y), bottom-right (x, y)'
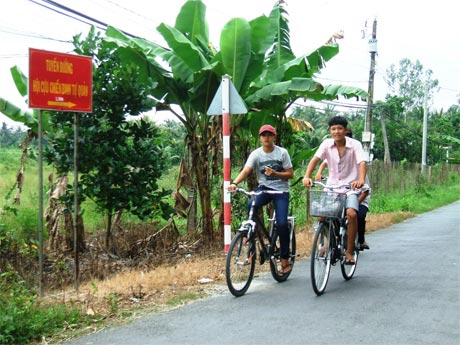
top-left (102, 0), bottom-right (367, 245)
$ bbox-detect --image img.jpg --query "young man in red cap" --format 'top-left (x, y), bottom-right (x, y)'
top-left (228, 124), bottom-right (294, 274)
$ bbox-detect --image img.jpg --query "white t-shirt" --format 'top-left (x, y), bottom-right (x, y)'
top-left (245, 145), bottom-right (292, 192)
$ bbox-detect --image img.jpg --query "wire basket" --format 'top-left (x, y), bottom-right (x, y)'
top-left (309, 189), bottom-right (346, 218)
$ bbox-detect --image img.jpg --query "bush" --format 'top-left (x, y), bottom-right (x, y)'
top-left (0, 272), bottom-right (83, 344)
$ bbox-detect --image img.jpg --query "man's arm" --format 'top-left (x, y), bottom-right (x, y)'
top-left (358, 189), bottom-right (369, 204)
top-left (228, 166), bottom-right (252, 191)
top-left (352, 161), bottom-right (367, 189)
top-left (315, 160), bottom-right (327, 181)
top-left (302, 156), bottom-right (320, 187)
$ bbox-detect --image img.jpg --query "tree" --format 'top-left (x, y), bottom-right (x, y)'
top-left (428, 103), bottom-right (460, 164)
top-left (158, 120), bottom-right (186, 167)
top-left (384, 58), bottom-right (439, 122)
top-left (0, 123), bottom-right (25, 147)
top-left (44, 28), bottom-right (173, 249)
top-left (102, 0), bottom-right (367, 246)
top-left (381, 58), bottom-right (440, 165)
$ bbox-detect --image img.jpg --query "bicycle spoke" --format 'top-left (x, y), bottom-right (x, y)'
top-left (341, 236), bottom-right (358, 280)
top-left (270, 220), bottom-right (296, 282)
top-left (225, 232), bottom-right (255, 297)
top-left (310, 223), bottom-right (332, 296)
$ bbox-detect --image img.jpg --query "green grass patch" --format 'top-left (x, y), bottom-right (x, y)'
top-left (0, 274), bottom-right (96, 345)
top-left (371, 182), bottom-right (460, 214)
top-left (166, 291), bottom-right (202, 307)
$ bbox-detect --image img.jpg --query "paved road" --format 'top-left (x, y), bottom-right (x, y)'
top-left (66, 202), bottom-right (460, 345)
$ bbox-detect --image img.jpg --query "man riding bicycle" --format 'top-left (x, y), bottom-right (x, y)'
top-left (228, 124), bottom-right (294, 274)
top-left (302, 116), bottom-right (366, 265)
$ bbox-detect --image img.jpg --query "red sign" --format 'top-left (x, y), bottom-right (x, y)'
top-left (29, 48), bottom-right (93, 112)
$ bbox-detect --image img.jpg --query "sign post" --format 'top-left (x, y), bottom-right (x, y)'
top-left (29, 48), bottom-right (92, 295)
top-left (207, 75), bottom-right (247, 252)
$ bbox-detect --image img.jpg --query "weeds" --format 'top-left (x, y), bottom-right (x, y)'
top-left (0, 271), bottom-right (85, 344)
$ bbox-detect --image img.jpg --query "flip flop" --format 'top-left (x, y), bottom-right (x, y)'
top-left (279, 263), bottom-right (292, 275)
top-left (360, 242), bottom-right (370, 250)
top-left (344, 258), bottom-right (356, 265)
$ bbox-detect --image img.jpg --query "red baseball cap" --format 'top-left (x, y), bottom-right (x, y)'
top-left (258, 124), bottom-right (276, 135)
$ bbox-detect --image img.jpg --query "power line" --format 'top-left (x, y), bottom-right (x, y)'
top-left (0, 26), bottom-right (70, 43)
top-left (27, 0), bottom-right (106, 32)
top-left (293, 99), bottom-right (369, 113)
top-left (27, 0), bottom-right (141, 38)
top-left (103, 0), bottom-right (156, 25)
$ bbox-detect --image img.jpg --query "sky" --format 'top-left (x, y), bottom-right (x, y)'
top-left (1, 0), bottom-right (459, 128)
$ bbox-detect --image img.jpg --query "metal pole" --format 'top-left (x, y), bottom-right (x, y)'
top-left (73, 113), bottom-right (80, 292)
top-left (421, 88), bottom-right (428, 174)
top-left (222, 76), bottom-right (231, 253)
top-left (38, 109), bottom-right (44, 297)
top-left (364, 19), bottom-right (377, 162)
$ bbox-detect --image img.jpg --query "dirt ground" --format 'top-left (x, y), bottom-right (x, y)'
top-left (42, 211), bottom-right (414, 343)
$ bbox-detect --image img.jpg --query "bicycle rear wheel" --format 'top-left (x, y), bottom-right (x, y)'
top-left (270, 225), bottom-right (296, 282)
top-left (340, 232), bottom-right (359, 280)
top-left (310, 222), bottom-right (332, 296)
top-left (225, 231), bottom-right (256, 297)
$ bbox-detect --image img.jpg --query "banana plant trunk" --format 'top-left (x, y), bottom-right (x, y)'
top-left (189, 134), bottom-right (216, 245)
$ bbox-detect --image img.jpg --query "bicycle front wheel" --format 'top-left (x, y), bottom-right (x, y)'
top-left (225, 231), bottom-right (256, 297)
top-left (341, 233), bottom-right (359, 280)
top-left (310, 222), bottom-right (332, 296)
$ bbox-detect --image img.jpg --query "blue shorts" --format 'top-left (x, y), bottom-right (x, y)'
top-left (345, 193), bottom-right (359, 211)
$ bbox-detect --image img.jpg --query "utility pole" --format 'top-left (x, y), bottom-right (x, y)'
top-left (363, 18), bottom-right (377, 162)
top-left (421, 84), bottom-right (428, 174)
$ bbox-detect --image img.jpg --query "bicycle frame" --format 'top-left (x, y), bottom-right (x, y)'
top-left (238, 190), bottom-right (279, 264)
top-left (225, 187), bottom-right (296, 296)
top-left (309, 181), bottom-right (359, 296)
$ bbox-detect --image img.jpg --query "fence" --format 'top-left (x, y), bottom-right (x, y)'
top-left (368, 161), bottom-right (460, 194)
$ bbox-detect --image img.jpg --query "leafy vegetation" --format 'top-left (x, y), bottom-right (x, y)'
top-left (0, 272), bottom-right (92, 345)
top-left (371, 173), bottom-right (460, 213)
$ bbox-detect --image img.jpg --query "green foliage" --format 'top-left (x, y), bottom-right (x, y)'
top-left (101, 0), bottom-right (366, 243)
top-left (371, 184), bottom-right (459, 214)
top-left (385, 58), bottom-right (439, 111)
top-left (157, 120), bottom-right (186, 167)
top-left (0, 272), bottom-right (85, 344)
top-left (0, 123), bottom-right (26, 148)
top-left (370, 166), bottom-right (460, 213)
top-left (44, 28), bottom-right (173, 223)
top-left (105, 293), bottom-right (121, 316)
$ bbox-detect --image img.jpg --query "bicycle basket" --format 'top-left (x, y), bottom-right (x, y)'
top-left (309, 190), bottom-right (346, 218)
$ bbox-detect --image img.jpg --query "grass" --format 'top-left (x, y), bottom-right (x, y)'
top-left (371, 181), bottom-right (460, 214)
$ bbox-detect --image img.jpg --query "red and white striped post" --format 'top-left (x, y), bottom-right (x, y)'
top-left (222, 76), bottom-right (231, 253)
top-left (207, 75), bottom-right (246, 252)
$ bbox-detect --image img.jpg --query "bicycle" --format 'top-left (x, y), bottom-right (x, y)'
top-left (308, 181), bottom-right (359, 296)
top-left (225, 188), bottom-right (296, 297)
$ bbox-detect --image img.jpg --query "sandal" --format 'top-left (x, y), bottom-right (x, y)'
top-left (359, 242), bottom-right (370, 250)
top-left (279, 264), bottom-right (292, 275)
top-left (344, 257), bottom-right (356, 265)
top-left (279, 259), bottom-right (292, 275)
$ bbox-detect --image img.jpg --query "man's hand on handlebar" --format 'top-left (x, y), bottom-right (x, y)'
top-left (350, 180), bottom-right (365, 190)
top-left (227, 183), bottom-right (238, 192)
top-left (302, 177), bottom-right (313, 188)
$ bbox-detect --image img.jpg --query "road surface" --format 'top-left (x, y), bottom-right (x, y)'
top-left (65, 201), bottom-right (460, 345)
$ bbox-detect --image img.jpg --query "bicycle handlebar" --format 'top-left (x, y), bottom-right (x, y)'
top-left (229, 187), bottom-right (283, 198)
top-left (311, 181), bottom-right (351, 191)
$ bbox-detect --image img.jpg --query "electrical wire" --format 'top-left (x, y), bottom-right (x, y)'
top-left (27, 0), bottom-right (140, 38)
